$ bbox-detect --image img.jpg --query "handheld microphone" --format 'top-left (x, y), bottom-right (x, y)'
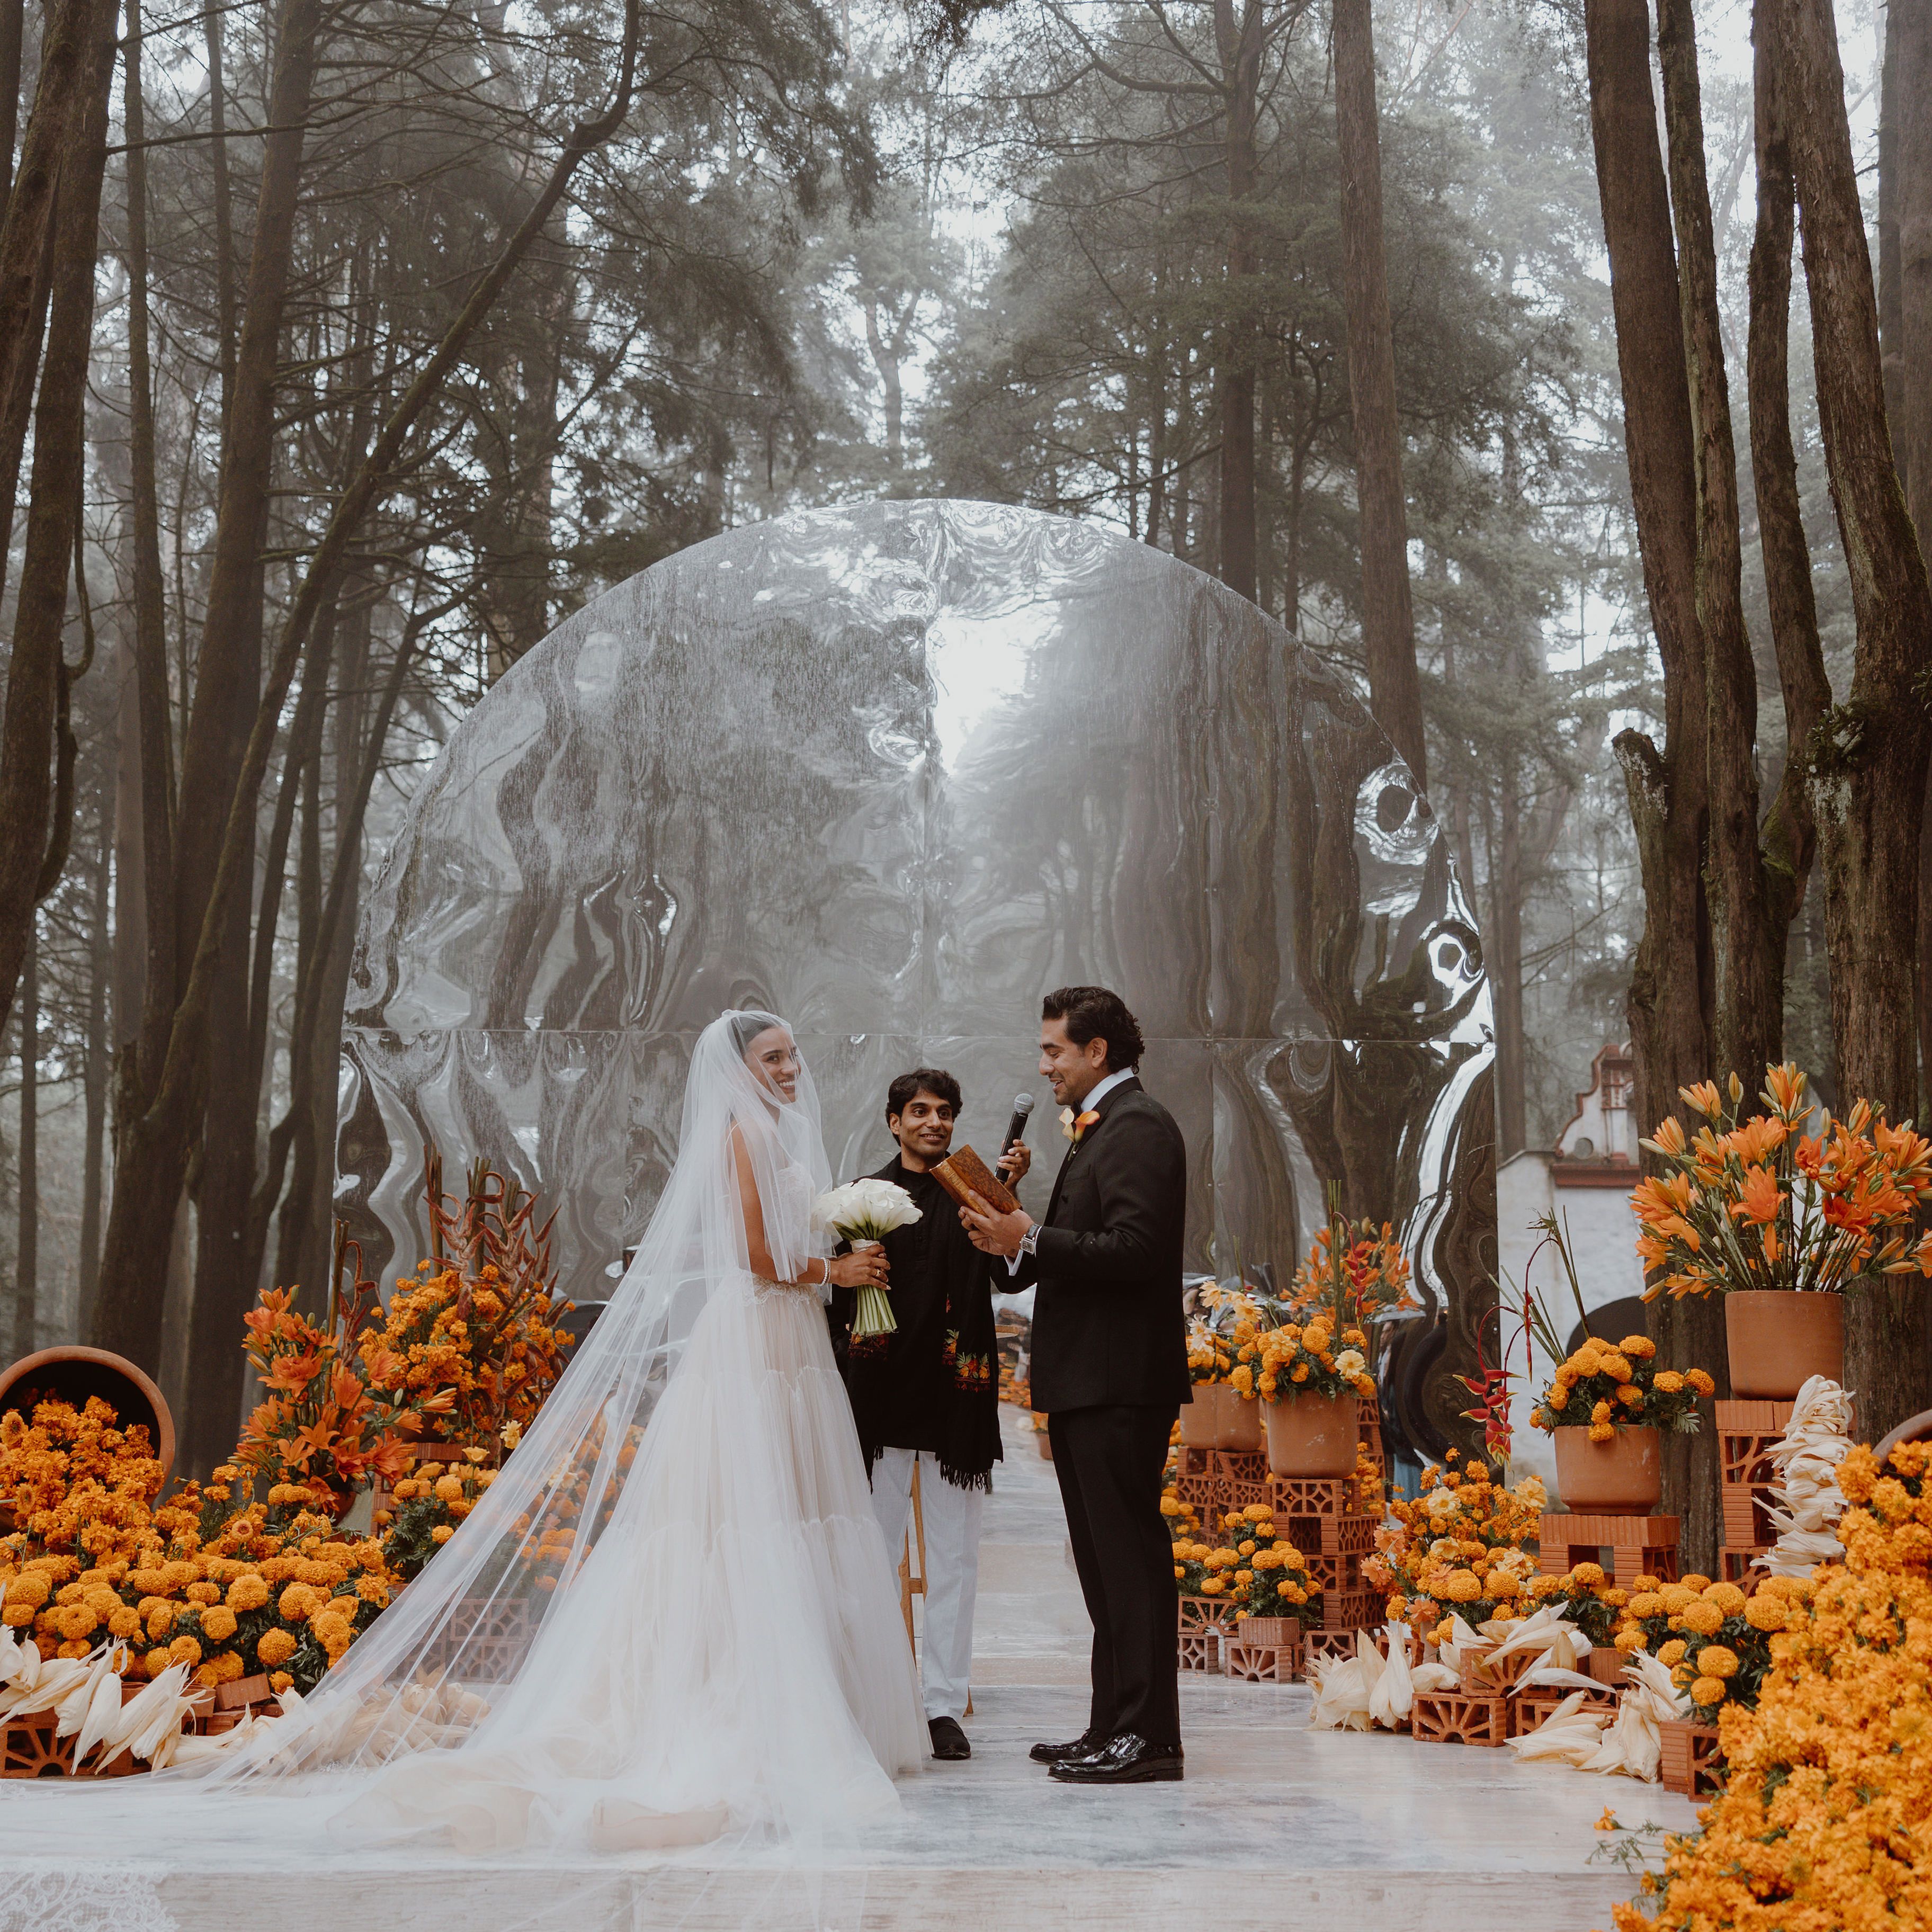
top-left (1000, 1092), bottom-right (1036, 1177)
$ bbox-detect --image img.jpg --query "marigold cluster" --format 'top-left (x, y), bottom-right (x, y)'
top-left (1, 1408), bottom-right (398, 1696)
top-left (1364, 1450), bottom-right (1545, 1633)
top-left (1254, 1320), bottom-right (1376, 1405)
top-left (1529, 1332), bottom-right (1711, 1440)
top-left (1617, 1438), bottom-right (1932, 1932)
top-left (1169, 1500), bottom-right (1321, 1625)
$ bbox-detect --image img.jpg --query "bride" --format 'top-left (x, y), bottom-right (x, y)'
top-left (1, 1010), bottom-right (925, 1877)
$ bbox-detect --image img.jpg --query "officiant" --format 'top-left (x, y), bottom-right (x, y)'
top-left (830, 1068), bottom-right (1023, 1763)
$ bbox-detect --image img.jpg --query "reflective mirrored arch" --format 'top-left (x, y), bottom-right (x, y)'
top-left (338, 500), bottom-right (1497, 1463)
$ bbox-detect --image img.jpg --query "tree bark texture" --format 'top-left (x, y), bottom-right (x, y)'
top-left (122, 0), bottom-right (176, 1079)
top-left (1894, 0), bottom-right (1932, 1113)
top-left (1492, 764), bottom-right (1526, 1159)
top-left (0, 0), bottom-right (21, 218)
top-left (91, 0), bottom-right (644, 1368)
top-left (1778, 0), bottom-right (1932, 1439)
top-left (79, 770), bottom-right (111, 1328)
top-left (1657, 0), bottom-right (1779, 1088)
top-left (1214, 0), bottom-right (1262, 603)
top-left (0, 0), bottom-right (117, 1033)
top-left (13, 917), bottom-right (35, 1356)
top-left (0, 0), bottom-right (103, 567)
top-left (1585, 0), bottom-right (1724, 1571)
top-left (1748, 0), bottom-right (1829, 942)
top-left (1334, 0), bottom-right (1423, 788)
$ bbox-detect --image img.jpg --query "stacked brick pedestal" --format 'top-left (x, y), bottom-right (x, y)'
top-left (1537, 1510), bottom-right (1680, 1589)
top-left (1716, 1399), bottom-right (1789, 1588)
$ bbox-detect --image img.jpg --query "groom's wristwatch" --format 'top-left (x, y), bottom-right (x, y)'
top-left (1016, 1222), bottom-right (1040, 1259)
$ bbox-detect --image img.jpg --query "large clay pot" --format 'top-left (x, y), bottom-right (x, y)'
top-left (0, 1345), bottom-right (174, 1487)
top-left (1553, 1425), bottom-right (1662, 1514)
top-left (1724, 1290), bottom-right (1844, 1399)
top-left (1221, 1390), bottom-right (1265, 1453)
top-left (1264, 1391), bottom-right (1357, 1477)
top-left (1178, 1383), bottom-right (1226, 1448)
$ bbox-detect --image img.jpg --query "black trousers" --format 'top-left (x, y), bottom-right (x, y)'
top-left (1048, 1401), bottom-right (1181, 1748)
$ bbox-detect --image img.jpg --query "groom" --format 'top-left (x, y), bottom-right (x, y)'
top-left (960, 986), bottom-right (1189, 1784)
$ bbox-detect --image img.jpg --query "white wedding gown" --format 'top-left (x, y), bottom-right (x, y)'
top-left (0, 1014), bottom-right (924, 1920)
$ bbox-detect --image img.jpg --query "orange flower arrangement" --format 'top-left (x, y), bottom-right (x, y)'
top-left (1615, 1438), bottom-right (1932, 1931)
top-left (357, 1156), bottom-right (574, 1446)
top-left (1630, 1063), bottom-right (1932, 1300)
top-left (1286, 1214), bottom-right (1415, 1337)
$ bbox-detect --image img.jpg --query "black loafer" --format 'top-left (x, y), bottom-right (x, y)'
top-left (928, 1715), bottom-right (971, 1761)
top-left (1048, 1732), bottom-right (1184, 1784)
top-left (1029, 1729), bottom-right (1104, 1765)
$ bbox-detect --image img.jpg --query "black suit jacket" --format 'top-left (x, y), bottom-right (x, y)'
top-left (1004, 1076), bottom-right (1191, 1414)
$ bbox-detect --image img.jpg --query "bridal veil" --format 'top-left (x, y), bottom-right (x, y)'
top-left (0, 1010), bottom-right (923, 1909)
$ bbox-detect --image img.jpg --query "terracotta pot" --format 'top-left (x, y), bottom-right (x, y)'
top-left (1553, 1425), bottom-right (1662, 1513)
top-left (1724, 1290), bottom-right (1844, 1399)
top-left (1263, 1391), bottom-right (1357, 1477)
top-left (0, 1346), bottom-right (174, 1488)
top-left (1179, 1383), bottom-right (1227, 1448)
top-left (1221, 1390), bottom-right (1265, 1453)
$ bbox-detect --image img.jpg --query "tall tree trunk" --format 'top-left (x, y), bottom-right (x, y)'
top-left (1881, 1), bottom-right (1907, 476)
top-left (0, 0), bottom-right (21, 219)
top-left (122, 0), bottom-right (175, 1059)
top-left (1492, 761), bottom-right (1526, 1159)
top-left (1778, 0), bottom-right (1932, 1441)
top-left (1748, 0), bottom-right (1829, 958)
top-left (1895, 0), bottom-right (1932, 1113)
top-left (1334, 0), bottom-right (1424, 787)
top-left (172, 0), bottom-right (319, 996)
top-left (1214, 0), bottom-right (1261, 603)
top-left (279, 584), bottom-right (371, 1303)
top-left (14, 917), bottom-right (35, 1357)
top-left (0, 0), bottom-right (103, 568)
top-left (204, 0), bottom-right (237, 426)
top-left (79, 767), bottom-right (111, 1327)
top-left (95, 0), bottom-right (323, 1368)
top-left (0, 0), bottom-right (117, 1031)
top-left (1584, 0), bottom-right (1724, 1572)
top-left (92, 0), bottom-right (644, 1365)
top-left (1657, 0), bottom-right (1779, 1086)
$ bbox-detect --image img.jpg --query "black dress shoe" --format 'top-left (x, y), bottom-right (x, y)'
top-left (1029, 1729), bottom-right (1104, 1765)
top-left (1047, 1732), bottom-right (1184, 1784)
top-left (928, 1716), bottom-right (971, 1760)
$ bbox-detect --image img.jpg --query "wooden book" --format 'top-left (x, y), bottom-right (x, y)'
top-left (929, 1145), bottom-right (1019, 1217)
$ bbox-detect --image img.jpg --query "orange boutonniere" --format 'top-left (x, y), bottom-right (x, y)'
top-left (1072, 1110), bottom-right (1101, 1143)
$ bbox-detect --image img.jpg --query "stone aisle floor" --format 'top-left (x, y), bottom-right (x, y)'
top-left (130, 1406), bottom-right (1697, 1932)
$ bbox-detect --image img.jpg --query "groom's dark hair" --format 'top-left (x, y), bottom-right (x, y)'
top-left (1042, 986), bottom-right (1144, 1072)
top-left (887, 1068), bottom-right (962, 1121)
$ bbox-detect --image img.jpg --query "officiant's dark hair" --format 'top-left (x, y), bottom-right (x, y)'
top-left (1042, 985), bottom-right (1144, 1072)
top-left (887, 1068), bottom-right (961, 1122)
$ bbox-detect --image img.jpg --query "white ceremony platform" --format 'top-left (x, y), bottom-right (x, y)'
top-left (61, 1407), bottom-right (1693, 1932)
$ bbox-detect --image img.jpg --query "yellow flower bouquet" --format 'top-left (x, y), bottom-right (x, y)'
top-left (1608, 1570), bottom-right (1787, 1719)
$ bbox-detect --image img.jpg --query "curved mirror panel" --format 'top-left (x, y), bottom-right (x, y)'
top-left (339, 501), bottom-right (1496, 1460)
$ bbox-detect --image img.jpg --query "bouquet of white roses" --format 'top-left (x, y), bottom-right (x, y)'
top-left (812, 1178), bottom-right (922, 1339)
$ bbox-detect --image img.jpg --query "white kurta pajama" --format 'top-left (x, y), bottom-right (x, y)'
top-left (867, 1447), bottom-right (985, 1723)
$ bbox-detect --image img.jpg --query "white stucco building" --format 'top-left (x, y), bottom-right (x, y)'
top-left (1495, 1044), bottom-right (1650, 1493)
